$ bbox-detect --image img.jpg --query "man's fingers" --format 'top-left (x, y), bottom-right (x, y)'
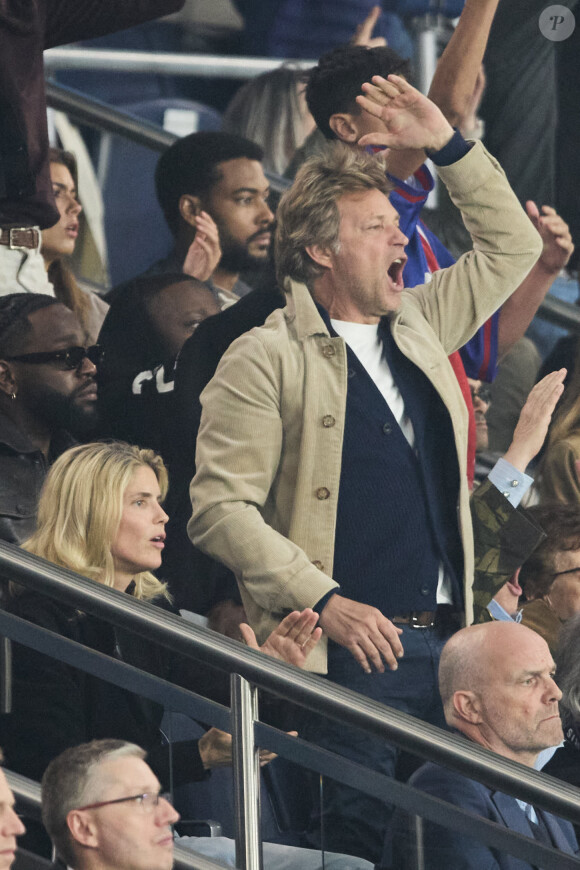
top-left (348, 625), bottom-right (403, 673)
top-left (376, 74), bottom-right (412, 93)
top-left (353, 4), bottom-right (381, 44)
top-left (356, 97), bottom-right (386, 123)
top-left (349, 642), bottom-right (373, 674)
top-left (259, 749), bottom-right (277, 767)
top-left (525, 200), bottom-right (540, 222)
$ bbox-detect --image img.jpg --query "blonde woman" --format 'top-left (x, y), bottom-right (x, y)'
top-left (0, 441), bottom-right (320, 792)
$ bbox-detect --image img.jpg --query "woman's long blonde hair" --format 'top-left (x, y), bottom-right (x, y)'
top-left (21, 442), bottom-right (170, 601)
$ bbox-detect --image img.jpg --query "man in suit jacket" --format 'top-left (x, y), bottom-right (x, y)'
top-left (388, 621), bottom-right (578, 869)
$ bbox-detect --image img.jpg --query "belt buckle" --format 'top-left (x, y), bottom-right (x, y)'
top-left (410, 611), bottom-right (434, 629)
top-left (9, 227), bottom-right (34, 250)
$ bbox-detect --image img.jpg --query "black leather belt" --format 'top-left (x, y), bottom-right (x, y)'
top-left (391, 611), bottom-right (436, 628)
top-left (391, 606), bottom-right (462, 631)
top-left (0, 227), bottom-right (40, 250)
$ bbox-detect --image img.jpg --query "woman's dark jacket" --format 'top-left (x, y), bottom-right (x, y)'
top-left (0, 586), bottom-right (222, 787)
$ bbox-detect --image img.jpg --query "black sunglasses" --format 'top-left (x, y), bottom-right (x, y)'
top-left (4, 344), bottom-right (103, 371)
top-left (470, 384), bottom-right (492, 404)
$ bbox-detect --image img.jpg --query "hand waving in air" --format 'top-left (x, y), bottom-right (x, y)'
top-left (356, 75), bottom-right (454, 153)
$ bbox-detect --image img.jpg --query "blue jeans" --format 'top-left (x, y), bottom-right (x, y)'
top-left (300, 625), bottom-right (451, 864)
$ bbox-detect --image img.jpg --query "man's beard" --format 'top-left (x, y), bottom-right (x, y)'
top-left (217, 227), bottom-right (272, 274)
top-left (35, 385), bottom-right (99, 437)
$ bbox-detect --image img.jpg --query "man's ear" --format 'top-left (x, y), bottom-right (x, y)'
top-left (67, 810), bottom-right (99, 849)
top-left (452, 690), bottom-right (483, 724)
top-left (179, 194), bottom-right (203, 228)
top-left (305, 244), bottom-right (333, 270)
top-left (329, 113), bottom-right (360, 144)
top-left (0, 361), bottom-right (17, 400)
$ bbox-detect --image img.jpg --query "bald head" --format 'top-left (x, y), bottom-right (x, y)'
top-left (439, 622), bottom-right (520, 716)
top-left (439, 622), bottom-right (562, 765)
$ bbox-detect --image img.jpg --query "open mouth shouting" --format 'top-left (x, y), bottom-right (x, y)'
top-left (387, 256), bottom-right (407, 290)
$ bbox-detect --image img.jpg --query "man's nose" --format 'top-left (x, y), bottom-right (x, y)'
top-left (547, 675), bottom-right (562, 702)
top-left (6, 806), bottom-right (25, 837)
top-left (78, 354), bottom-right (97, 377)
top-left (258, 199), bottom-right (274, 225)
top-left (158, 796), bottom-right (180, 826)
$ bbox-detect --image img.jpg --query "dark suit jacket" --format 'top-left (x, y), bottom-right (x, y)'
top-left (388, 761), bottom-right (578, 870)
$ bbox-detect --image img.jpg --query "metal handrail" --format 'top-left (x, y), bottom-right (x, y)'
top-left (44, 48), bottom-right (316, 80)
top-left (3, 603), bottom-right (580, 870)
top-left (44, 81), bottom-right (291, 197)
top-left (1, 541), bottom-right (580, 827)
top-left (46, 81), bottom-right (175, 152)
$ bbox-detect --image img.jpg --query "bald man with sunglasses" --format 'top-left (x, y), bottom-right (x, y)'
top-left (0, 293), bottom-right (99, 544)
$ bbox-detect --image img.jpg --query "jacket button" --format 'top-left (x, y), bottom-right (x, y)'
top-left (312, 560), bottom-right (325, 571)
top-left (316, 487), bottom-right (330, 500)
top-left (348, 367), bottom-right (356, 378)
top-left (383, 422), bottom-right (393, 435)
top-left (322, 344), bottom-right (335, 358)
top-left (420, 585), bottom-right (430, 596)
top-left (322, 415), bottom-right (336, 428)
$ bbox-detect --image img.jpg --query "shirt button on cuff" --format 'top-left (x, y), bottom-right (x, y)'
top-left (312, 560), bottom-right (325, 571)
top-left (511, 480), bottom-right (519, 487)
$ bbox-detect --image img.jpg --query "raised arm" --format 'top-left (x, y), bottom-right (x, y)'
top-left (379, 0), bottom-right (500, 180)
top-left (497, 203), bottom-right (574, 359)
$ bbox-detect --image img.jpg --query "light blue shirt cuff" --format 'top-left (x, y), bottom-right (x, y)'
top-left (488, 458), bottom-right (534, 508)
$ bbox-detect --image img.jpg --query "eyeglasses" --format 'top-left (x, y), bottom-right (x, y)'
top-left (470, 384), bottom-right (492, 404)
top-left (75, 791), bottom-right (171, 813)
top-left (4, 345), bottom-right (103, 371)
top-left (552, 567), bottom-right (580, 580)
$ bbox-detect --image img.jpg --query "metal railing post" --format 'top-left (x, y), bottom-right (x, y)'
top-left (412, 815), bottom-right (425, 870)
top-left (0, 636), bottom-right (12, 714)
top-left (231, 674), bottom-right (262, 870)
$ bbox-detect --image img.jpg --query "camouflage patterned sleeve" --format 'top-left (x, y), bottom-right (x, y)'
top-left (471, 479), bottom-right (546, 624)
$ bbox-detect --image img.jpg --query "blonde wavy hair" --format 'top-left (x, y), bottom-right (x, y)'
top-left (275, 142), bottom-right (393, 288)
top-left (21, 442), bottom-right (170, 602)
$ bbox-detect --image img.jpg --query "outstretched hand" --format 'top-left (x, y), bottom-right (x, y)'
top-left (356, 75), bottom-right (454, 152)
top-left (351, 5), bottom-right (387, 48)
top-left (240, 608), bottom-right (322, 668)
top-left (502, 369), bottom-right (566, 472)
top-left (183, 211), bottom-right (222, 281)
top-left (525, 201), bottom-right (574, 275)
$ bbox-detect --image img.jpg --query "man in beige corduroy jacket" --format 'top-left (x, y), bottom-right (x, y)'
top-left (188, 76), bottom-right (542, 861)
